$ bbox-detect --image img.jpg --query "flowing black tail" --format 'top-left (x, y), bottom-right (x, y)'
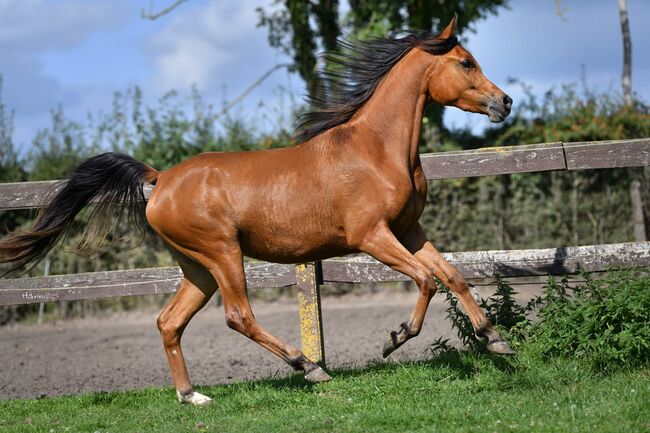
top-left (0, 152), bottom-right (159, 275)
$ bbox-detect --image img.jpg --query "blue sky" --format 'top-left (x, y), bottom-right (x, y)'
top-left (1, 0), bottom-right (649, 152)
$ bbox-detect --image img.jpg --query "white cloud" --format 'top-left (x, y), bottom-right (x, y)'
top-left (0, 0), bottom-right (128, 115)
top-left (147, 0), bottom-right (276, 93)
top-left (465, 0), bottom-right (650, 90)
top-left (0, 0), bottom-right (126, 50)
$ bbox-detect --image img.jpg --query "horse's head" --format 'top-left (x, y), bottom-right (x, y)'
top-left (422, 15), bottom-right (512, 123)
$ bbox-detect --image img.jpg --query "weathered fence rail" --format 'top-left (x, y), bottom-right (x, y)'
top-left (1, 138), bottom-right (648, 210)
top-left (1, 137), bottom-right (649, 364)
top-left (1, 242), bottom-right (648, 306)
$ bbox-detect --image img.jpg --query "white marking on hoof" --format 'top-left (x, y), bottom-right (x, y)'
top-left (177, 390), bottom-right (213, 406)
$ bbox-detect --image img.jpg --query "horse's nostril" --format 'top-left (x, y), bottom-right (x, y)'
top-left (503, 95), bottom-right (513, 107)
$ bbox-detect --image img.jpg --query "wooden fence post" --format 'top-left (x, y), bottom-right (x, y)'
top-left (295, 261), bottom-right (325, 366)
top-left (630, 180), bottom-right (647, 241)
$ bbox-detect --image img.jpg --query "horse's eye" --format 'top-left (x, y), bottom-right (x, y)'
top-left (460, 59), bottom-right (473, 69)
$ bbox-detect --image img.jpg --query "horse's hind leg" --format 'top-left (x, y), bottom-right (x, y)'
top-left (400, 223), bottom-right (515, 355)
top-left (198, 242), bottom-right (331, 383)
top-left (157, 252), bottom-right (217, 405)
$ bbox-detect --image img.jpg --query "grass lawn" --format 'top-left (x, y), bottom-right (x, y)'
top-left (1, 349), bottom-right (648, 433)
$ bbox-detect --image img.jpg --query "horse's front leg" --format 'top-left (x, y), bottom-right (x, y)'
top-left (356, 223), bottom-right (440, 357)
top-left (399, 222), bottom-right (515, 355)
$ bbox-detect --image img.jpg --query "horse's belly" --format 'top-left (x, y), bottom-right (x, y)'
top-left (238, 225), bottom-right (351, 264)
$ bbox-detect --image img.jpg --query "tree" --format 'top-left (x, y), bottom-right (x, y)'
top-left (0, 76), bottom-right (27, 239)
top-left (0, 78), bottom-right (23, 184)
top-left (258, 0), bottom-right (507, 94)
top-left (618, 0), bottom-right (632, 105)
top-left (257, 0), bottom-right (508, 147)
top-left (556, 0), bottom-right (633, 105)
top-left (141, 0), bottom-right (188, 20)
top-left (257, 1), bottom-right (340, 98)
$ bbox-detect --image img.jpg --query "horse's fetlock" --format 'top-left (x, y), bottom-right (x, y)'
top-left (399, 321), bottom-right (419, 338)
top-left (177, 385), bottom-right (194, 397)
top-left (408, 324), bottom-right (421, 337)
top-left (287, 353), bottom-right (314, 371)
top-left (474, 319), bottom-right (496, 340)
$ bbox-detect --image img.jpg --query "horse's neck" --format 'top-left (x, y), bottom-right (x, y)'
top-left (353, 49), bottom-right (432, 169)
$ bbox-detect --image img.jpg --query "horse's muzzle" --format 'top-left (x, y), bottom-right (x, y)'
top-left (487, 94), bottom-right (512, 123)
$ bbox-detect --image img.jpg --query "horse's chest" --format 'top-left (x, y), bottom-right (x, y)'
top-left (387, 167), bottom-right (428, 230)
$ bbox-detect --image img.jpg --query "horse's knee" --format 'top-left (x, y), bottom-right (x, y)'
top-left (413, 269), bottom-right (436, 295)
top-left (224, 306), bottom-right (254, 335)
top-left (445, 270), bottom-right (468, 292)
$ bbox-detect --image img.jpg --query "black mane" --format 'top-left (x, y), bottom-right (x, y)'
top-left (294, 30), bottom-right (458, 143)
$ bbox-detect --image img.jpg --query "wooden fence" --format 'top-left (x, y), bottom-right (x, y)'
top-left (1, 138), bottom-right (649, 365)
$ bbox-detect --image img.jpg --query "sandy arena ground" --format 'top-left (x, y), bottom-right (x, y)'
top-left (0, 291), bottom-right (462, 400)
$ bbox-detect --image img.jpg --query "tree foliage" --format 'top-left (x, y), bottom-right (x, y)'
top-left (257, 0), bottom-right (508, 97)
top-left (0, 77), bottom-right (23, 184)
top-left (257, 0), bottom-right (508, 148)
top-left (0, 77), bottom-right (27, 240)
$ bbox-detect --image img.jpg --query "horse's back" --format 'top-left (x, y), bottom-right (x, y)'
top-left (145, 146), bottom-right (351, 262)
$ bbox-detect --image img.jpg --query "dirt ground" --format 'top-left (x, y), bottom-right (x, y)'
top-left (0, 291), bottom-right (463, 400)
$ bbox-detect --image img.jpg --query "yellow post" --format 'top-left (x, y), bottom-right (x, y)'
top-left (295, 261), bottom-right (325, 366)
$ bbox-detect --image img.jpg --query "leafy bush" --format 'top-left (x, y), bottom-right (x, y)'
top-left (436, 276), bottom-right (538, 352)
top-left (437, 270), bottom-right (650, 371)
top-left (527, 270), bottom-right (650, 370)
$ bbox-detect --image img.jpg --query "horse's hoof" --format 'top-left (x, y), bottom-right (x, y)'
top-left (382, 323), bottom-right (411, 358)
top-left (382, 338), bottom-right (398, 358)
top-left (305, 366), bottom-right (332, 383)
top-left (177, 390), bottom-right (213, 406)
top-left (487, 340), bottom-right (516, 355)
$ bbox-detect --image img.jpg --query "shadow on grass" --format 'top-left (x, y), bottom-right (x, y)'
top-left (213, 349), bottom-right (519, 393)
top-left (423, 350), bottom-right (518, 376)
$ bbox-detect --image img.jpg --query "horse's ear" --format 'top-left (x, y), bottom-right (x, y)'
top-left (438, 13), bottom-right (458, 39)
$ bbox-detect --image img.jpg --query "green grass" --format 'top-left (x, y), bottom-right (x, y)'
top-left (1, 347), bottom-right (648, 433)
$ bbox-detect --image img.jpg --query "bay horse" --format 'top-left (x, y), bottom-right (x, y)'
top-left (0, 16), bottom-right (513, 405)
